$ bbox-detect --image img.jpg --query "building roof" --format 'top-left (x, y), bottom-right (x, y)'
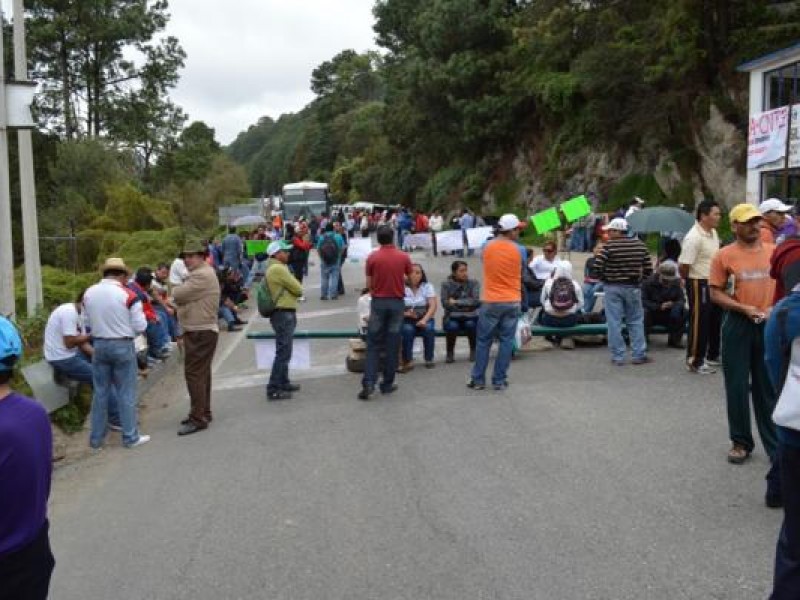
top-left (738, 41), bottom-right (800, 73)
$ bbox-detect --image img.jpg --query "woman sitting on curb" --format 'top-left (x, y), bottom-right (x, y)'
top-left (400, 263), bottom-right (438, 372)
top-left (539, 262), bottom-right (585, 350)
top-left (440, 260), bottom-right (480, 363)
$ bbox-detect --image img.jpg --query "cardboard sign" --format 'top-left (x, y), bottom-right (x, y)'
top-left (531, 208), bottom-right (561, 234)
top-left (436, 230), bottom-right (464, 252)
top-left (347, 237), bottom-right (373, 261)
top-left (560, 195), bottom-right (591, 223)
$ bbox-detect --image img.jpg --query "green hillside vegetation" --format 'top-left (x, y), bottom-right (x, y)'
top-left (227, 1), bottom-right (800, 211)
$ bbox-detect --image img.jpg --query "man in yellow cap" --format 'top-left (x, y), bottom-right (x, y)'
top-left (709, 203), bottom-right (781, 507)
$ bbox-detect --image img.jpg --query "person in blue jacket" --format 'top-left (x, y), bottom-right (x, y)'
top-left (764, 275), bottom-right (800, 599)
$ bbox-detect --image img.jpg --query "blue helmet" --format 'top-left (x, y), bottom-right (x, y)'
top-left (0, 316), bottom-right (22, 372)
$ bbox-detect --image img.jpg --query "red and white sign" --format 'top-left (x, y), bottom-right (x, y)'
top-left (748, 106), bottom-right (789, 169)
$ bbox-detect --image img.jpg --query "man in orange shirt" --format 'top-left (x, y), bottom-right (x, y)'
top-left (710, 203), bottom-right (781, 506)
top-left (467, 214), bottom-right (524, 391)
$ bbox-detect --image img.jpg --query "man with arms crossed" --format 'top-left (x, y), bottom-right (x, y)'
top-left (359, 225), bottom-right (413, 401)
top-left (709, 203), bottom-right (780, 506)
top-left (679, 199), bottom-right (721, 374)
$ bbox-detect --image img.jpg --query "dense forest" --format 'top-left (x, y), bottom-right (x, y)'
top-left (228, 0), bottom-right (800, 213)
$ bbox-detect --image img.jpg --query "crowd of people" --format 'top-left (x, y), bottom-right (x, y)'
top-left (5, 196), bottom-right (800, 598)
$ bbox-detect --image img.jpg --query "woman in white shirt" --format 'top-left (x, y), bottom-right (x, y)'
top-left (400, 263), bottom-right (438, 371)
top-left (539, 262), bottom-right (584, 349)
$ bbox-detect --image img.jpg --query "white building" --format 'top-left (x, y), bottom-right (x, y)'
top-left (739, 42), bottom-right (800, 204)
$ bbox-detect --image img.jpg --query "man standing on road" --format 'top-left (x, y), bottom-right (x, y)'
top-left (316, 223), bottom-right (345, 301)
top-left (0, 316), bottom-right (55, 600)
top-left (709, 204), bottom-right (780, 491)
top-left (467, 214), bottom-right (524, 391)
top-left (265, 240), bottom-right (303, 401)
top-left (172, 239), bottom-right (222, 436)
top-left (221, 226), bottom-right (243, 272)
top-left (679, 199), bottom-right (722, 375)
top-left (83, 257), bottom-right (150, 449)
top-left (592, 218), bottom-right (653, 366)
top-left (359, 225), bottom-right (413, 400)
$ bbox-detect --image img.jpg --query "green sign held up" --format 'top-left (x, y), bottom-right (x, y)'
top-left (530, 208), bottom-right (561, 234)
top-left (245, 240), bottom-right (269, 256)
top-left (560, 195), bottom-right (592, 223)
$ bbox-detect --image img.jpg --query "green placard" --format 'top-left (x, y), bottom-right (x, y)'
top-left (560, 195), bottom-right (592, 223)
top-left (245, 240), bottom-right (269, 256)
top-left (530, 208), bottom-right (561, 234)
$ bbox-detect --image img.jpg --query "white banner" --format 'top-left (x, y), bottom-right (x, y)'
top-left (402, 233), bottom-right (433, 250)
top-left (435, 230), bottom-right (464, 252)
top-left (466, 226), bottom-right (494, 249)
top-left (255, 340), bottom-right (311, 370)
top-left (748, 106), bottom-right (790, 169)
top-left (346, 237), bottom-right (373, 261)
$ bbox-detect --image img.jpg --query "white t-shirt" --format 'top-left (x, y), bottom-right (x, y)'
top-left (429, 215), bottom-right (444, 232)
top-left (404, 282), bottom-right (436, 309)
top-left (44, 303), bottom-right (84, 362)
top-left (529, 256), bottom-right (561, 281)
top-left (169, 257), bottom-right (189, 285)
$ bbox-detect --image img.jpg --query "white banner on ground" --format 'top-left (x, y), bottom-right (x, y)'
top-left (748, 105), bottom-right (790, 169)
top-left (347, 237), bottom-right (373, 261)
top-left (466, 226), bottom-right (493, 249)
top-left (435, 230), bottom-right (464, 252)
top-left (403, 233), bottom-right (433, 250)
top-left (255, 340), bottom-right (311, 370)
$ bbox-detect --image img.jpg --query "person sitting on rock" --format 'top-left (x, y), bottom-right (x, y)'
top-left (642, 260), bottom-right (687, 348)
top-left (440, 260), bottom-right (480, 363)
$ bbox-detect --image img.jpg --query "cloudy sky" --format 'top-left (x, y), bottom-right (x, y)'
top-left (163, 0), bottom-right (379, 144)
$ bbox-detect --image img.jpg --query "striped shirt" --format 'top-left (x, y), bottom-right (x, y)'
top-left (593, 237), bottom-right (653, 285)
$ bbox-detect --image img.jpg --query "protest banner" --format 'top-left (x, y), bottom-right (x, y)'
top-left (347, 237), bottom-right (373, 261)
top-left (436, 230), bottom-right (464, 252)
top-left (466, 226), bottom-right (493, 249)
top-left (403, 233), bottom-right (433, 250)
top-left (560, 195), bottom-right (591, 223)
top-left (531, 208), bottom-right (561, 234)
top-left (748, 105), bottom-right (790, 169)
top-left (245, 240), bottom-right (269, 256)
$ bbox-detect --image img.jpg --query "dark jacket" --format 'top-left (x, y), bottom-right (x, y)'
top-left (440, 276), bottom-right (480, 319)
top-left (641, 274), bottom-right (685, 312)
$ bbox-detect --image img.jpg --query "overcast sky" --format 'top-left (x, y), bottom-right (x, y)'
top-left (163, 0), bottom-right (379, 144)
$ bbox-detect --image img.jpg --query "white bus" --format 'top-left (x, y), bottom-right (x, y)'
top-left (281, 181), bottom-right (331, 221)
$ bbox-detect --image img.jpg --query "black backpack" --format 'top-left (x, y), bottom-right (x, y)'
top-left (549, 277), bottom-right (577, 311)
top-left (319, 234), bottom-right (339, 265)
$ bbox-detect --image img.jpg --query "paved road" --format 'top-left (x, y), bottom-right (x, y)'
top-left (49, 254), bottom-right (781, 599)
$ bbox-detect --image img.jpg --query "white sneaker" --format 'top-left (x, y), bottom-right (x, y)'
top-left (687, 363), bottom-right (716, 375)
top-left (705, 358), bottom-right (721, 367)
top-left (127, 434), bottom-right (151, 448)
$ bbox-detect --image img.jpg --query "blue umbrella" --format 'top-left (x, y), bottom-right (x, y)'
top-left (626, 207), bottom-right (694, 234)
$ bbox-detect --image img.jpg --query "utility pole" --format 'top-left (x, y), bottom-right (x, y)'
top-left (0, 16), bottom-right (15, 317)
top-left (13, 0), bottom-right (43, 315)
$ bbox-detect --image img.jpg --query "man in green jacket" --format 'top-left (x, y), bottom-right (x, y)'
top-left (265, 240), bottom-right (303, 400)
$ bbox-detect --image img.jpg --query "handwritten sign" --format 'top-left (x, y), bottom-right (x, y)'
top-left (403, 233), bottom-right (433, 250)
top-left (466, 226), bottom-right (493, 249)
top-left (560, 195), bottom-right (591, 223)
top-left (436, 230), bottom-right (464, 252)
top-left (748, 105), bottom-right (790, 169)
top-left (531, 208), bottom-right (561, 234)
top-left (347, 237), bottom-right (373, 261)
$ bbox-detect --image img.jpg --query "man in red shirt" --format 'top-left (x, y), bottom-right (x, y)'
top-left (359, 225), bottom-right (413, 400)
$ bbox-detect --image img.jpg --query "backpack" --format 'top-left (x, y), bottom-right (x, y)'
top-left (256, 277), bottom-right (285, 318)
top-left (549, 276), bottom-right (577, 311)
top-left (319, 234), bottom-right (339, 265)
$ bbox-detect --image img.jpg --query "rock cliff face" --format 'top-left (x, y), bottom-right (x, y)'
top-left (485, 103), bottom-right (746, 211)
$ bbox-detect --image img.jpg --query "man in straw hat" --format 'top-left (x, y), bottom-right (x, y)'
top-left (83, 257), bottom-right (150, 449)
top-left (173, 238), bottom-right (222, 436)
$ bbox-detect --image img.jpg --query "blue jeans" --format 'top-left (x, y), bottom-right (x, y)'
top-left (154, 305), bottom-right (178, 340)
top-left (401, 319), bottom-right (435, 362)
top-left (604, 284), bottom-right (647, 362)
top-left (772, 441), bottom-right (800, 599)
top-left (570, 227), bottom-right (585, 251)
top-left (50, 353), bottom-right (121, 425)
top-left (90, 339), bottom-right (140, 447)
top-left (470, 302), bottom-right (520, 386)
top-left (218, 306), bottom-right (236, 325)
top-left (443, 316), bottom-right (478, 334)
top-left (145, 319), bottom-right (169, 357)
top-left (582, 282), bottom-right (603, 313)
top-left (267, 310), bottom-right (297, 394)
top-left (362, 297), bottom-right (404, 391)
top-left (320, 263), bottom-right (340, 300)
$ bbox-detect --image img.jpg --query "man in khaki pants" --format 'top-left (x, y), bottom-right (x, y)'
top-left (173, 239), bottom-right (222, 436)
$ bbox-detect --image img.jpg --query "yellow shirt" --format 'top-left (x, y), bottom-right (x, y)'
top-left (678, 223), bottom-right (719, 279)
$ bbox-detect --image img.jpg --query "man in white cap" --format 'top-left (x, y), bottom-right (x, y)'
top-left (759, 198), bottom-right (796, 244)
top-left (592, 218), bottom-right (653, 365)
top-left (265, 240), bottom-right (303, 401)
top-left (467, 214), bottom-right (524, 391)
top-left (83, 257), bottom-right (150, 449)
